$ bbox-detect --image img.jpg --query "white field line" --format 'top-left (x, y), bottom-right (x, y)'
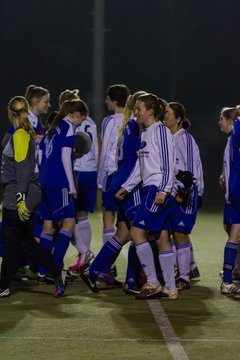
top-left (121, 244), bottom-right (189, 360)
top-left (0, 336), bottom-right (240, 342)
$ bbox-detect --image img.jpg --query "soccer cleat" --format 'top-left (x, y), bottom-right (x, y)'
top-left (176, 278), bottom-right (190, 291)
top-left (123, 284), bottom-right (141, 295)
top-left (135, 282), bottom-right (162, 299)
top-left (189, 266), bottom-right (200, 279)
top-left (80, 269), bottom-right (99, 293)
top-left (221, 282), bottom-right (240, 295)
top-left (14, 265), bottom-right (30, 281)
top-left (232, 270), bottom-right (240, 282)
top-left (68, 250), bottom-right (95, 272)
top-left (161, 287), bottom-right (178, 299)
top-left (66, 270), bottom-right (78, 282)
top-left (53, 269), bottom-right (68, 298)
top-left (0, 288), bottom-right (10, 298)
top-left (98, 273), bottom-right (122, 287)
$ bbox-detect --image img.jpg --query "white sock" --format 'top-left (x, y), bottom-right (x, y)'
top-left (176, 243), bottom-right (191, 281)
top-left (159, 250), bottom-right (175, 290)
top-left (102, 228), bottom-right (115, 245)
top-left (73, 217), bottom-right (91, 255)
top-left (136, 242), bottom-right (159, 285)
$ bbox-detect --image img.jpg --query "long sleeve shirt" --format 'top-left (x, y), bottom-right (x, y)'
top-left (97, 113), bottom-right (123, 190)
top-left (122, 121), bottom-right (174, 193)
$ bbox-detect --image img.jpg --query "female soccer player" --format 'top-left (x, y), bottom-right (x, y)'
top-left (38, 99), bottom-right (89, 281)
top-left (97, 84), bottom-right (130, 261)
top-left (80, 91), bottom-right (145, 292)
top-left (58, 90), bottom-right (99, 272)
top-left (164, 102), bottom-right (204, 291)
top-left (218, 107), bottom-right (240, 295)
top-left (0, 96), bottom-right (67, 298)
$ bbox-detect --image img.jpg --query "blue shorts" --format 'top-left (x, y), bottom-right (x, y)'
top-left (75, 171), bottom-right (97, 213)
top-left (224, 202), bottom-right (240, 224)
top-left (117, 184), bottom-right (142, 222)
top-left (132, 186), bottom-right (174, 232)
top-left (39, 187), bottom-right (75, 221)
top-left (102, 172), bottom-right (118, 211)
top-left (168, 187), bottom-right (198, 234)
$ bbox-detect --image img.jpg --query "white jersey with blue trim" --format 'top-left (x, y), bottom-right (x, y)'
top-left (172, 128), bottom-right (204, 196)
top-left (97, 113), bottom-right (123, 189)
top-left (222, 137), bottom-right (230, 201)
top-left (29, 110), bottom-right (45, 167)
top-left (74, 116), bottom-right (98, 172)
top-left (122, 121), bottom-right (174, 193)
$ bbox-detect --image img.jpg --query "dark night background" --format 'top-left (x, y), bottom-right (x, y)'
top-left (1, 0), bottom-right (240, 209)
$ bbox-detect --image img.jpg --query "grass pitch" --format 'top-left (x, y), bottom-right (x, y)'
top-left (0, 211), bottom-right (240, 360)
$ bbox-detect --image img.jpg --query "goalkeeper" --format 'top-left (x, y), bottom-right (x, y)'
top-left (0, 96), bottom-right (67, 298)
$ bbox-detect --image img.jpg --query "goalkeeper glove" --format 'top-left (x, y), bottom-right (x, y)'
top-left (176, 170), bottom-right (196, 188)
top-left (16, 192), bottom-right (30, 221)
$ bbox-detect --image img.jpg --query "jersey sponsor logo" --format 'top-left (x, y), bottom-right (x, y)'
top-left (140, 141), bottom-right (147, 149)
top-left (139, 220), bottom-right (145, 225)
top-left (178, 221), bottom-right (185, 226)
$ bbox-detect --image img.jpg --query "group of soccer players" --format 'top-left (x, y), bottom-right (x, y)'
top-left (0, 82), bottom-right (209, 300)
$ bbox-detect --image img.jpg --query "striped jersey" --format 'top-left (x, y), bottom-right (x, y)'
top-left (122, 121), bottom-right (174, 193)
top-left (97, 113), bottom-right (123, 189)
top-left (172, 128), bottom-right (204, 196)
top-left (74, 116), bottom-right (98, 172)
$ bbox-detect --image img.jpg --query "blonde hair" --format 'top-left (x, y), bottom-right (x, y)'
top-left (59, 89), bottom-right (80, 107)
top-left (118, 91), bottom-right (146, 140)
top-left (9, 96), bottom-right (36, 139)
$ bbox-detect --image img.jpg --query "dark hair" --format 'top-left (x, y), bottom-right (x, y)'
top-left (168, 102), bottom-right (190, 130)
top-left (48, 99), bottom-right (89, 139)
top-left (59, 89), bottom-right (80, 107)
top-left (106, 84), bottom-right (130, 107)
top-left (221, 107), bottom-right (239, 122)
top-left (137, 93), bottom-right (166, 121)
top-left (25, 84), bottom-right (49, 105)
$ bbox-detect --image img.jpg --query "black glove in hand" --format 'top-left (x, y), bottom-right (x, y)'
top-left (176, 170), bottom-right (196, 188)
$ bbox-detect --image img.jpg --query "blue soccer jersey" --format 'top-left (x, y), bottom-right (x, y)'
top-left (40, 117), bottom-right (76, 188)
top-left (229, 118), bottom-right (240, 194)
top-left (112, 118), bottom-right (140, 194)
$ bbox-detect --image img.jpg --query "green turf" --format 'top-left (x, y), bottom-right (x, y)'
top-left (0, 212), bottom-right (240, 360)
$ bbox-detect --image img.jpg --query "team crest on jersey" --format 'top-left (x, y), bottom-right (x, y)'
top-left (140, 141), bottom-right (147, 149)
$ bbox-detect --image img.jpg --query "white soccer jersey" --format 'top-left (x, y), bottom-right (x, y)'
top-left (172, 128), bottom-right (204, 196)
top-left (122, 121), bottom-right (174, 193)
top-left (74, 116), bottom-right (99, 172)
top-left (97, 113), bottom-right (123, 189)
top-left (222, 137), bottom-right (230, 201)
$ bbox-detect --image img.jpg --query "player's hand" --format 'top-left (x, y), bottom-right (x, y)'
top-left (115, 188), bottom-right (128, 201)
top-left (16, 193), bottom-right (30, 221)
top-left (154, 192), bottom-right (167, 205)
top-left (219, 175), bottom-right (225, 191)
top-left (69, 185), bottom-right (77, 198)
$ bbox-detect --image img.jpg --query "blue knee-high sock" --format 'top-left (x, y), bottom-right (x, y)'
top-left (38, 233), bottom-right (53, 276)
top-left (90, 237), bottom-right (122, 278)
top-left (125, 241), bottom-right (142, 288)
top-left (53, 230), bottom-right (72, 267)
top-left (223, 242), bottom-right (238, 283)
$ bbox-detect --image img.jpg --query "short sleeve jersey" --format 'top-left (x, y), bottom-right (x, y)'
top-left (40, 117), bottom-right (76, 188)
